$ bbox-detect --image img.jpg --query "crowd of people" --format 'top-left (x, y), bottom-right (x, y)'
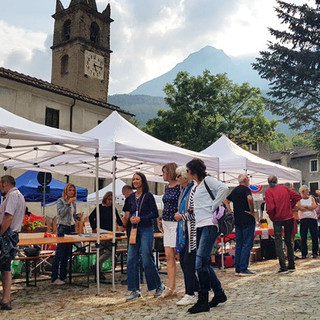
top-left (0, 158), bottom-right (319, 312)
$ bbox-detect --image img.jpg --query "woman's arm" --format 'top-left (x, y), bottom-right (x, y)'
top-left (139, 193), bottom-right (159, 221)
top-left (206, 176), bottom-right (229, 211)
top-left (115, 208), bottom-right (123, 227)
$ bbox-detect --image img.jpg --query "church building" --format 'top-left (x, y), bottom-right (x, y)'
top-left (0, 0), bottom-right (131, 135)
top-left (0, 0), bottom-right (132, 212)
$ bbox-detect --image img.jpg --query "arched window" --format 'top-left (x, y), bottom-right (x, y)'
top-left (61, 55), bottom-right (69, 75)
top-left (63, 20), bottom-right (71, 41)
top-left (90, 22), bottom-right (99, 44)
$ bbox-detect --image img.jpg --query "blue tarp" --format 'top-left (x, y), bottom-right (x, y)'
top-left (16, 171), bottom-right (88, 205)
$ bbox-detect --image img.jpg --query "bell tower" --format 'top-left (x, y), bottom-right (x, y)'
top-left (51, 0), bottom-right (113, 101)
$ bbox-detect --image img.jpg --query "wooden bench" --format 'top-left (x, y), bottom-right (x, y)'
top-left (15, 252), bottom-right (56, 287)
top-left (116, 248), bottom-right (128, 274)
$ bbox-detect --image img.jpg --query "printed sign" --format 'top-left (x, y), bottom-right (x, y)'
top-left (249, 185), bottom-right (263, 193)
top-left (0, 128), bottom-right (7, 135)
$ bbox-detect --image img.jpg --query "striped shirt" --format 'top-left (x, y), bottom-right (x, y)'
top-left (181, 185), bottom-right (197, 252)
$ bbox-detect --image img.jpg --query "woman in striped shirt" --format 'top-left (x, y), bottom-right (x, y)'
top-left (174, 166), bottom-right (199, 306)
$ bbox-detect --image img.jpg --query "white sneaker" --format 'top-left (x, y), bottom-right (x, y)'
top-left (176, 294), bottom-right (197, 306)
top-left (53, 279), bottom-right (65, 285)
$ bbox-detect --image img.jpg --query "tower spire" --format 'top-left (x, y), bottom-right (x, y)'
top-left (87, 0), bottom-right (97, 10)
top-left (55, 0), bottom-right (64, 13)
top-left (102, 3), bottom-right (111, 18)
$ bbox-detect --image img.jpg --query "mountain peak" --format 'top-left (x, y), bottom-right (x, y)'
top-left (129, 45), bottom-right (267, 97)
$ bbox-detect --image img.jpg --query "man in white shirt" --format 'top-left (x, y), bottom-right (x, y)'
top-left (0, 175), bottom-right (25, 311)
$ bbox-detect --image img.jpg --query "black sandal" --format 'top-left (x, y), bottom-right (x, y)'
top-left (1, 302), bottom-right (12, 310)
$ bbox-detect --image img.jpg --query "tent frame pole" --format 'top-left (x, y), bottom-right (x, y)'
top-left (95, 150), bottom-right (101, 295)
top-left (111, 156), bottom-right (117, 291)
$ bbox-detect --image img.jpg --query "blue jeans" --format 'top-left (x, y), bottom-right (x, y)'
top-left (196, 226), bottom-right (224, 296)
top-left (235, 223), bottom-right (255, 273)
top-left (127, 226), bottom-right (162, 292)
top-left (51, 225), bottom-right (75, 282)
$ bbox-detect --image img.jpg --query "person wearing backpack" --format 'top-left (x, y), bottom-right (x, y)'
top-left (224, 174), bottom-right (256, 276)
top-left (185, 158), bottom-right (229, 314)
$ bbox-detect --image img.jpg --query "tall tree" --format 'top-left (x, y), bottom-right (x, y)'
top-left (253, 0), bottom-right (320, 149)
top-left (144, 71), bottom-right (277, 152)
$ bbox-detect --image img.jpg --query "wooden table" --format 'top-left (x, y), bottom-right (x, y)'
top-left (18, 234), bottom-right (127, 287)
top-left (18, 234), bottom-right (126, 246)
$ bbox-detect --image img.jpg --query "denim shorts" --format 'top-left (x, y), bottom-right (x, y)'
top-left (0, 258), bottom-right (11, 272)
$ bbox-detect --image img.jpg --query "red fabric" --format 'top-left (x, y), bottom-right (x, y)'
top-left (218, 229), bottom-right (274, 242)
top-left (44, 232), bottom-right (57, 251)
top-left (216, 233), bottom-right (236, 243)
top-left (292, 219), bottom-right (298, 238)
top-left (265, 185), bottom-right (301, 221)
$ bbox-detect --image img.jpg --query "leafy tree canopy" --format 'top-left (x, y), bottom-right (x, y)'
top-left (269, 132), bottom-right (312, 151)
top-left (144, 70), bottom-right (277, 152)
top-left (253, 0), bottom-right (320, 149)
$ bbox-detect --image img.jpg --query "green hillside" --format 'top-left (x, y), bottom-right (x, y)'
top-left (108, 94), bottom-right (169, 126)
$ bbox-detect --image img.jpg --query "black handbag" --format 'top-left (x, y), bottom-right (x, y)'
top-left (24, 245), bottom-right (41, 257)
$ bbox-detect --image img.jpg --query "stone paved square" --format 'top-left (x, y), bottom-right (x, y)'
top-left (2, 258), bottom-right (320, 319)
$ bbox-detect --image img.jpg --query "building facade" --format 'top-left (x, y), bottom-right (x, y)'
top-left (267, 146), bottom-right (320, 195)
top-left (0, 0), bottom-right (133, 216)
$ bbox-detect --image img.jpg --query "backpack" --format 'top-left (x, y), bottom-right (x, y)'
top-left (217, 209), bottom-right (235, 235)
top-left (203, 179), bottom-right (235, 235)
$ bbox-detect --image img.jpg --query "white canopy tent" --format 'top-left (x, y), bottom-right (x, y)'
top-left (7, 111), bottom-right (219, 290)
top-left (0, 107), bottom-right (98, 166)
top-left (0, 107), bottom-right (101, 294)
top-left (201, 135), bottom-right (302, 186)
top-left (9, 111), bottom-right (219, 178)
top-left (82, 111), bottom-right (219, 289)
top-left (87, 178), bottom-right (127, 204)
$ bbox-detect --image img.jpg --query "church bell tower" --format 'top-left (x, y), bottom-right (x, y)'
top-left (51, 0), bottom-right (113, 101)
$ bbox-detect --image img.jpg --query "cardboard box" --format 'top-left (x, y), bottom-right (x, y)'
top-left (251, 247), bottom-right (262, 261)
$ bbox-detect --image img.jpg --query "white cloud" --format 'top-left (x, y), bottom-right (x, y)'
top-left (0, 0), bottom-right (309, 95)
top-left (0, 20), bottom-right (47, 66)
top-left (149, 1), bottom-right (185, 36)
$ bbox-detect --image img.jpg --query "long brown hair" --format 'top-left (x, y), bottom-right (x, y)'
top-left (62, 183), bottom-right (77, 201)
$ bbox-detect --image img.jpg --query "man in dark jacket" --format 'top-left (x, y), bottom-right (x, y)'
top-left (265, 175), bottom-right (301, 273)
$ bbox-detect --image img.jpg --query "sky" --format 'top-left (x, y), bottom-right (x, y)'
top-left (0, 0), bottom-right (306, 95)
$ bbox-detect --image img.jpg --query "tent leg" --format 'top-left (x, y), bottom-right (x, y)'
top-left (95, 150), bottom-right (100, 295)
top-left (221, 235), bottom-right (225, 272)
top-left (111, 156), bottom-right (117, 291)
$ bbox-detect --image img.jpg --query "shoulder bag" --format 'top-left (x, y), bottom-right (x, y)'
top-left (203, 179), bottom-right (234, 235)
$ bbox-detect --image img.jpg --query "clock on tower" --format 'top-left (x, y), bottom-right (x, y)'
top-left (84, 50), bottom-right (104, 80)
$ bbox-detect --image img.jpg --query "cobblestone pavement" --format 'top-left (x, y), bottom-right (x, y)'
top-left (2, 258), bottom-right (320, 319)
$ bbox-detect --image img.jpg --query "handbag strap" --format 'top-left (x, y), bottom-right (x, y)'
top-left (203, 178), bottom-right (215, 201)
top-left (135, 193), bottom-right (146, 217)
top-left (132, 193), bottom-right (146, 231)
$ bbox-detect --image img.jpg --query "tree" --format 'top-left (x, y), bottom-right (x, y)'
top-left (269, 132), bottom-right (312, 151)
top-left (253, 0), bottom-right (320, 149)
top-left (144, 71), bottom-right (277, 152)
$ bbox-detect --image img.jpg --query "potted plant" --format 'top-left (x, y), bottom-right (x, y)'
top-left (20, 214), bottom-right (47, 238)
